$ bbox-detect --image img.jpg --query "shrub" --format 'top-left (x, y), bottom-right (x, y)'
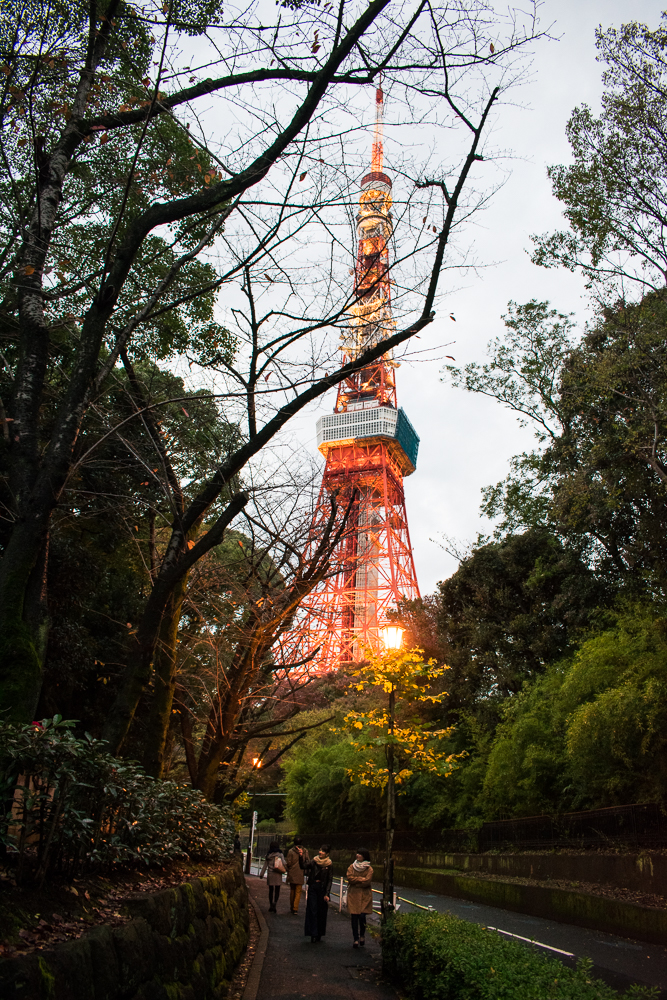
top-left (382, 911), bottom-right (657, 1000)
top-left (0, 717), bottom-right (235, 882)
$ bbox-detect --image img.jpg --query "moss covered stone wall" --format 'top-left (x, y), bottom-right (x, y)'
top-left (0, 857), bottom-right (249, 1000)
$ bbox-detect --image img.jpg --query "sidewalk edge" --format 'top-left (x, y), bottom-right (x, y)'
top-left (242, 878), bottom-right (269, 1000)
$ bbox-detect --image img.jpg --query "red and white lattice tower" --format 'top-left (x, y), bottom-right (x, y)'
top-left (287, 85), bottom-right (420, 669)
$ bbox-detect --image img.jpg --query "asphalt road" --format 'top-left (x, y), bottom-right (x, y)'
top-left (249, 859), bottom-right (665, 996)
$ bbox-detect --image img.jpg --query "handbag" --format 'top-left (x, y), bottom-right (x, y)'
top-left (273, 855), bottom-right (286, 874)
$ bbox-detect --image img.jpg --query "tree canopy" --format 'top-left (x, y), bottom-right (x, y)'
top-left (531, 15), bottom-right (667, 297)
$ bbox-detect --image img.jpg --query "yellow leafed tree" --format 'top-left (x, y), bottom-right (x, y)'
top-left (333, 646), bottom-right (462, 916)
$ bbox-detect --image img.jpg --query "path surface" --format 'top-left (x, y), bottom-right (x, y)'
top-left (247, 862), bottom-right (666, 997)
top-left (246, 876), bottom-right (393, 1000)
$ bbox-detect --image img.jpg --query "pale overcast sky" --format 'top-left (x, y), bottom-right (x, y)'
top-left (305, 0), bottom-right (666, 597)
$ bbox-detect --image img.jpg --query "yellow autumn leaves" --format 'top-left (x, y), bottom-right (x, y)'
top-left (331, 646), bottom-right (463, 790)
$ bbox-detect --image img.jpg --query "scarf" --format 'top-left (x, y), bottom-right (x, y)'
top-left (352, 859), bottom-right (370, 873)
top-left (313, 854), bottom-right (332, 867)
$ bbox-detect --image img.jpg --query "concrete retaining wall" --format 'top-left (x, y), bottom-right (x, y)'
top-left (390, 850), bottom-right (667, 896)
top-left (395, 866), bottom-right (666, 946)
top-left (0, 857), bottom-right (249, 1000)
top-left (319, 847), bottom-right (665, 896)
top-left (320, 855), bottom-right (665, 946)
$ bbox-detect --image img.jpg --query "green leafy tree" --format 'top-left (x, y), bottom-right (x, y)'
top-left (282, 723), bottom-right (382, 834)
top-left (450, 295), bottom-right (667, 594)
top-left (437, 528), bottom-right (609, 705)
top-left (446, 300), bottom-right (575, 442)
top-left (482, 606), bottom-right (667, 815)
top-left (531, 14), bottom-right (667, 296)
top-left (546, 293), bottom-right (667, 588)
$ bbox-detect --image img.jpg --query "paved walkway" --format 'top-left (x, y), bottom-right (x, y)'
top-left (246, 876), bottom-right (393, 1000)
top-left (246, 865), bottom-right (667, 999)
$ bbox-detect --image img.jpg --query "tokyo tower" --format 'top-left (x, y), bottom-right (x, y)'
top-left (288, 84), bottom-right (420, 670)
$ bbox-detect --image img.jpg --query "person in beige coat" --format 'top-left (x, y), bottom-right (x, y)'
top-left (285, 836), bottom-right (310, 914)
top-left (259, 840), bottom-right (287, 912)
top-left (345, 848), bottom-right (373, 947)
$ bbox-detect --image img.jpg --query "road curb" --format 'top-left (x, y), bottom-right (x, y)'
top-left (243, 878), bottom-right (270, 1000)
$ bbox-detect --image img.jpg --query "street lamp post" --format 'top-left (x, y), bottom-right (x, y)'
top-left (244, 757), bottom-right (261, 875)
top-left (379, 625), bottom-right (404, 919)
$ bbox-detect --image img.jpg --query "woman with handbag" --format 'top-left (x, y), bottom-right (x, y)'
top-left (345, 848), bottom-right (373, 947)
top-left (260, 841), bottom-right (287, 912)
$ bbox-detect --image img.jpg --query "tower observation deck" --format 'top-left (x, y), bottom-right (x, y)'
top-left (285, 85), bottom-right (420, 668)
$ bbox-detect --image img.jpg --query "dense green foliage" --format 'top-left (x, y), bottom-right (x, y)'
top-left (283, 726), bottom-right (383, 834)
top-left (37, 360), bottom-right (240, 731)
top-left (436, 528), bottom-right (609, 704)
top-left (531, 15), bottom-right (667, 296)
top-left (382, 911), bottom-right (658, 1000)
top-left (0, 717), bottom-right (235, 882)
top-left (482, 607), bottom-right (667, 816)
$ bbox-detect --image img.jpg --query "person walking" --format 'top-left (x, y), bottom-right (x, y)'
top-left (259, 841), bottom-right (287, 913)
top-left (304, 844), bottom-right (333, 942)
top-left (346, 848), bottom-right (373, 947)
top-left (286, 836), bottom-right (310, 915)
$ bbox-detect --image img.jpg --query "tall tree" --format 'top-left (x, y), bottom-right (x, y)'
top-left (447, 294), bottom-right (667, 594)
top-left (531, 14), bottom-right (667, 297)
top-left (437, 529), bottom-right (609, 708)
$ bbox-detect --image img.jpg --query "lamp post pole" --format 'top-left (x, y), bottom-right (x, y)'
top-left (378, 625), bottom-right (403, 921)
top-left (383, 679), bottom-right (396, 918)
top-left (245, 757), bottom-right (261, 875)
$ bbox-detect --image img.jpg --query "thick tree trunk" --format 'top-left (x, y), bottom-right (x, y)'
top-left (0, 517), bottom-right (52, 723)
top-left (102, 493), bottom-right (249, 755)
top-left (101, 580), bottom-right (176, 755)
top-left (141, 572), bottom-right (190, 777)
top-left (195, 738), bottom-right (228, 801)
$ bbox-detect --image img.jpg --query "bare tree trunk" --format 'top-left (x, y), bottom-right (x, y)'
top-left (102, 491), bottom-right (249, 754)
top-left (0, 519), bottom-right (52, 722)
top-left (177, 694), bottom-right (198, 785)
top-left (141, 572), bottom-right (190, 777)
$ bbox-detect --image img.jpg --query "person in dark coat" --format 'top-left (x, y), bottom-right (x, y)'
top-left (304, 844), bottom-right (333, 942)
top-left (259, 840), bottom-right (287, 912)
top-left (345, 848), bottom-right (373, 947)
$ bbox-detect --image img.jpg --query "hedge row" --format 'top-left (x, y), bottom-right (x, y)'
top-left (381, 912), bottom-right (658, 1000)
top-left (0, 717), bottom-right (235, 880)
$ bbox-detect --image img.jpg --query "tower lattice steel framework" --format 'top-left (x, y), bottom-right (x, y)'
top-left (286, 85), bottom-right (420, 669)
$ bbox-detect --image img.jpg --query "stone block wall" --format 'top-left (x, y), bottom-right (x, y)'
top-left (0, 857), bottom-right (249, 1000)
